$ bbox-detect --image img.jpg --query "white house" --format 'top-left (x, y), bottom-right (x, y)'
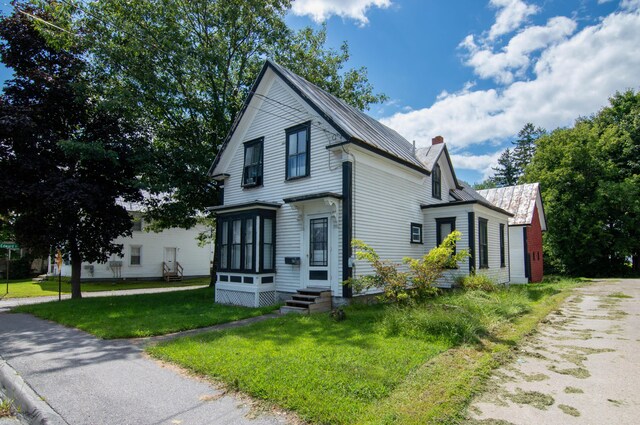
top-left (208, 60), bottom-right (514, 309)
top-left (51, 199), bottom-right (212, 281)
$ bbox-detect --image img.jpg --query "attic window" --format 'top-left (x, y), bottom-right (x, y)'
top-left (131, 218), bottom-right (143, 232)
top-left (242, 138), bottom-right (263, 187)
top-left (432, 164), bottom-right (441, 199)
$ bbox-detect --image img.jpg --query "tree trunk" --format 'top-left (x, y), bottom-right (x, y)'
top-left (70, 242), bottom-right (82, 299)
top-left (633, 254), bottom-right (640, 274)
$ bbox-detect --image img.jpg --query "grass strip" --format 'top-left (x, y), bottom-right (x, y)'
top-left (1, 277), bottom-right (209, 299)
top-left (13, 288), bottom-right (277, 339)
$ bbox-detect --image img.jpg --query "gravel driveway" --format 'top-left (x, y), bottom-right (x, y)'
top-left (467, 279), bottom-right (640, 424)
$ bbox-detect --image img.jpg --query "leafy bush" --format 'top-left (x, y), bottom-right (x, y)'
top-left (457, 274), bottom-right (498, 292)
top-left (346, 231), bottom-right (469, 303)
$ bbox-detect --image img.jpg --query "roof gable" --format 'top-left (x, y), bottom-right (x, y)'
top-left (477, 183), bottom-right (545, 227)
top-left (210, 60), bottom-right (428, 177)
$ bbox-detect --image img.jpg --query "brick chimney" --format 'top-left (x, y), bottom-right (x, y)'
top-left (432, 135), bottom-right (444, 145)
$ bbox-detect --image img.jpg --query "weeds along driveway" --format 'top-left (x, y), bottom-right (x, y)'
top-left (467, 279), bottom-right (640, 424)
top-left (0, 313), bottom-right (291, 425)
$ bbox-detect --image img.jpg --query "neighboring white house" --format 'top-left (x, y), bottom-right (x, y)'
top-left (51, 199), bottom-right (212, 281)
top-left (208, 60), bottom-right (514, 308)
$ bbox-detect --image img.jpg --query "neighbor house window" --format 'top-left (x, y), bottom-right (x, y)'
top-left (432, 164), bottom-right (441, 199)
top-left (131, 217), bottom-right (143, 232)
top-left (479, 218), bottom-right (488, 268)
top-left (242, 138), bottom-right (263, 187)
top-left (217, 211), bottom-right (276, 274)
top-left (286, 122), bottom-right (310, 179)
top-left (500, 223), bottom-right (506, 267)
top-left (410, 223), bottom-right (423, 244)
top-left (130, 246), bottom-right (141, 266)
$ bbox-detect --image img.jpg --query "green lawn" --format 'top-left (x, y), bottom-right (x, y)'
top-left (13, 287), bottom-right (278, 339)
top-left (0, 277), bottom-right (209, 299)
top-left (148, 279), bottom-right (584, 424)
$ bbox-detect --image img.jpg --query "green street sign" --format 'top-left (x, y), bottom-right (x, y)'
top-left (0, 242), bottom-right (19, 249)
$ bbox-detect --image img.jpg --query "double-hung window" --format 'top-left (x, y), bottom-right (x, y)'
top-left (432, 164), bottom-right (441, 199)
top-left (478, 218), bottom-right (489, 269)
top-left (286, 122), bottom-right (310, 179)
top-left (130, 246), bottom-right (142, 266)
top-left (242, 138), bottom-right (263, 187)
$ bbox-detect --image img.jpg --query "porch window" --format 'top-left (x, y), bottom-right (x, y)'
top-left (479, 218), bottom-right (488, 268)
top-left (286, 122), bottom-right (310, 180)
top-left (242, 138), bottom-right (263, 187)
top-left (432, 164), bottom-right (441, 199)
top-left (262, 218), bottom-right (274, 270)
top-left (217, 210), bottom-right (276, 273)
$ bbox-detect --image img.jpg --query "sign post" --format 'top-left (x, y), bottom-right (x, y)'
top-left (55, 250), bottom-right (63, 301)
top-left (1, 242), bottom-right (19, 294)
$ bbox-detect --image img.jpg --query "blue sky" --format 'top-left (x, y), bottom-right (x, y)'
top-left (2, 1), bottom-right (639, 183)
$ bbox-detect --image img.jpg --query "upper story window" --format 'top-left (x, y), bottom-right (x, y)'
top-left (242, 138), bottom-right (263, 187)
top-left (432, 164), bottom-right (441, 199)
top-left (131, 217), bottom-right (143, 232)
top-left (286, 122), bottom-right (310, 180)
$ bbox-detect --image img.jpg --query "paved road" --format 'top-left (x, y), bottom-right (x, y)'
top-left (468, 279), bottom-right (640, 424)
top-left (0, 285), bottom-right (208, 313)
top-left (0, 313), bottom-right (290, 425)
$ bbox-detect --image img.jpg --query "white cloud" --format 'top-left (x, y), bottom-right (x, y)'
top-left (621, 0), bottom-right (640, 10)
top-left (488, 0), bottom-right (539, 40)
top-left (290, 0), bottom-right (391, 25)
top-left (381, 8), bottom-right (640, 152)
top-left (450, 151), bottom-right (503, 180)
top-left (463, 16), bottom-right (577, 84)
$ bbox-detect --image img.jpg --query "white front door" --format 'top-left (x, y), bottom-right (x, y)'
top-left (164, 247), bottom-right (176, 272)
top-left (305, 214), bottom-right (331, 288)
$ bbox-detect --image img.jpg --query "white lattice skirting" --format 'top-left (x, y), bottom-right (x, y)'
top-left (215, 287), bottom-right (277, 308)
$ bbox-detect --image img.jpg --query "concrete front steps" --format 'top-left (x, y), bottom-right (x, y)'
top-left (280, 287), bottom-right (332, 315)
top-left (32, 274), bottom-right (48, 282)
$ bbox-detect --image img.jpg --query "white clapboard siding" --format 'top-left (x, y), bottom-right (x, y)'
top-left (509, 226), bottom-right (527, 283)
top-left (473, 205), bottom-right (510, 284)
top-left (220, 73), bottom-right (344, 294)
top-left (423, 203), bottom-right (473, 286)
top-left (60, 225), bottom-right (212, 280)
top-left (350, 147), bottom-right (430, 283)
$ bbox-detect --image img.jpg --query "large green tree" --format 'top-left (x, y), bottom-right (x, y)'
top-left (490, 148), bottom-right (519, 187)
top-left (0, 2), bottom-right (149, 297)
top-left (50, 0), bottom-right (386, 229)
top-left (525, 90), bottom-right (640, 275)
top-left (513, 122), bottom-right (545, 178)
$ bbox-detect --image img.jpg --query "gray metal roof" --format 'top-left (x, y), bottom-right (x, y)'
top-left (267, 60), bottom-right (427, 172)
top-left (415, 144), bottom-right (444, 172)
top-left (477, 183), bottom-right (540, 225)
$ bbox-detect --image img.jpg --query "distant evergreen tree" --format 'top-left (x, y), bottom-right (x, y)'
top-left (473, 179), bottom-right (497, 190)
top-left (490, 148), bottom-right (519, 187)
top-left (513, 123), bottom-right (546, 178)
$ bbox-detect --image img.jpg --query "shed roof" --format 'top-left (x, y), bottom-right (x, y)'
top-left (477, 183), bottom-right (541, 226)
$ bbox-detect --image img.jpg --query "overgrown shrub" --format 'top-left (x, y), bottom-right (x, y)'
top-left (457, 274), bottom-right (498, 292)
top-left (346, 231), bottom-right (469, 303)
